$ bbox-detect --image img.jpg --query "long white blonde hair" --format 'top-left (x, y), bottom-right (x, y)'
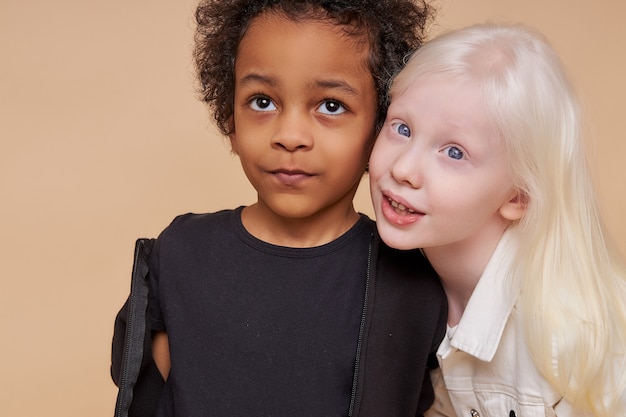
top-left (394, 24), bottom-right (626, 415)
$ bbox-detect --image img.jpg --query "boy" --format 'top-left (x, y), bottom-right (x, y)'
top-left (112, 1), bottom-right (446, 416)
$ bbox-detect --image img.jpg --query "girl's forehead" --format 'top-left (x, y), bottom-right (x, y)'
top-left (394, 72), bottom-right (479, 99)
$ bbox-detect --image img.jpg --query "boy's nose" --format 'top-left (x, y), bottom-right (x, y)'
top-left (271, 110), bottom-right (313, 151)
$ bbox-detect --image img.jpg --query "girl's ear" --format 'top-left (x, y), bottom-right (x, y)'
top-left (499, 189), bottom-right (528, 221)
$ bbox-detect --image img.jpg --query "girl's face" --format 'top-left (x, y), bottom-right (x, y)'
top-left (369, 75), bottom-right (519, 252)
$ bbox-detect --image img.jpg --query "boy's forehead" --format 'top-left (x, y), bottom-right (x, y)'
top-left (243, 9), bottom-right (370, 50)
top-left (237, 11), bottom-right (371, 72)
top-left (233, 10), bottom-right (377, 107)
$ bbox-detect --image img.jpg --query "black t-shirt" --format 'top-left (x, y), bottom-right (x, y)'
top-left (149, 208), bottom-right (371, 417)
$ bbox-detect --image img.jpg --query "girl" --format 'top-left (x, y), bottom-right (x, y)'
top-left (369, 23), bottom-right (626, 416)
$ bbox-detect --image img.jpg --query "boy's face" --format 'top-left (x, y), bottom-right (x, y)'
top-left (230, 12), bottom-right (377, 223)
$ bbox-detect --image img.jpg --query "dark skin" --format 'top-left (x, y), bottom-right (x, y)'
top-left (154, 10), bottom-right (378, 380)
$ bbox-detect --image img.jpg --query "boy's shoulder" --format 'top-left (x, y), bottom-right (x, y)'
top-left (373, 232), bottom-right (444, 298)
top-left (167, 206), bottom-right (242, 228)
top-left (157, 207), bottom-right (242, 243)
top-left (375, 233), bottom-right (434, 274)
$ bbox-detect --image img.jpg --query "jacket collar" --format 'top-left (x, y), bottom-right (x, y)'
top-left (440, 229), bottom-right (519, 362)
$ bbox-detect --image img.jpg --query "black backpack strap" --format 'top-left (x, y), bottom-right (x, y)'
top-left (112, 238), bottom-right (157, 417)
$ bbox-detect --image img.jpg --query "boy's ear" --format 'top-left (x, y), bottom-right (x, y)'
top-left (226, 116), bottom-right (238, 154)
top-left (499, 189), bottom-right (528, 221)
top-left (229, 132), bottom-right (238, 155)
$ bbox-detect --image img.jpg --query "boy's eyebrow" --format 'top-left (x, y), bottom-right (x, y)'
top-left (238, 72), bottom-right (277, 87)
top-left (313, 79), bottom-right (359, 97)
top-left (238, 72), bottom-right (360, 96)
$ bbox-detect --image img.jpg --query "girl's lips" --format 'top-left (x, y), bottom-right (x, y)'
top-left (380, 194), bottom-right (424, 225)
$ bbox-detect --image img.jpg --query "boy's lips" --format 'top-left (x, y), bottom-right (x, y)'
top-left (269, 168), bottom-right (316, 186)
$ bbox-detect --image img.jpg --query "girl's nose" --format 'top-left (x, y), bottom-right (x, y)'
top-left (390, 144), bottom-right (423, 189)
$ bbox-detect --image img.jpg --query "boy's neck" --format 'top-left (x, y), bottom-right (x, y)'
top-left (240, 203), bottom-right (361, 248)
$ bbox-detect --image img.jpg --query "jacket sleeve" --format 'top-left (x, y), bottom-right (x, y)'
top-left (111, 238), bottom-right (164, 417)
top-left (353, 236), bottom-right (449, 417)
top-left (111, 297), bottom-right (130, 386)
top-left (419, 285), bottom-right (449, 416)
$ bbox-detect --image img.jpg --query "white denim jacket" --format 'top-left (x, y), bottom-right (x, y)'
top-left (425, 231), bottom-right (586, 417)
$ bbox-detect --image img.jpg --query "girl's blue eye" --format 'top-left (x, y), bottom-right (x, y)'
top-left (250, 96), bottom-right (277, 112)
top-left (317, 100), bottom-right (346, 115)
top-left (445, 146), bottom-right (464, 160)
top-left (394, 123), bottom-right (411, 137)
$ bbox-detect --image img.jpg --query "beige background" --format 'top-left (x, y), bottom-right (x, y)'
top-left (2, 0), bottom-right (624, 415)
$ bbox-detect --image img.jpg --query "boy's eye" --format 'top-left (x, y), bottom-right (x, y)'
top-left (443, 145), bottom-right (464, 160)
top-left (317, 100), bottom-right (346, 115)
top-left (250, 96), bottom-right (277, 112)
top-left (392, 123), bottom-right (411, 137)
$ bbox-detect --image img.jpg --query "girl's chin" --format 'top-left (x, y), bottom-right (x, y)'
top-left (376, 224), bottom-right (422, 251)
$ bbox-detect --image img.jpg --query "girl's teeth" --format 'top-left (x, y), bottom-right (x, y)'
top-left (390, 200), bottom-right (406, 210)
top-left (389, 198), bottom-right (415, 213)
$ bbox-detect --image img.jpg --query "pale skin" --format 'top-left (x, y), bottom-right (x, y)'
top-left (369, 75), bottom-right (526, 325)
top-left (153, 11), bottom-right (378, 380)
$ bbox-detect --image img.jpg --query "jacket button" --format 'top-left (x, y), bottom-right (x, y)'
top-left (470, 410), bottom-right (480, 417)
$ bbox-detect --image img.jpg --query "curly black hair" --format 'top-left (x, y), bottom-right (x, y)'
top-left (194, 0), bottom-right (435, 136)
